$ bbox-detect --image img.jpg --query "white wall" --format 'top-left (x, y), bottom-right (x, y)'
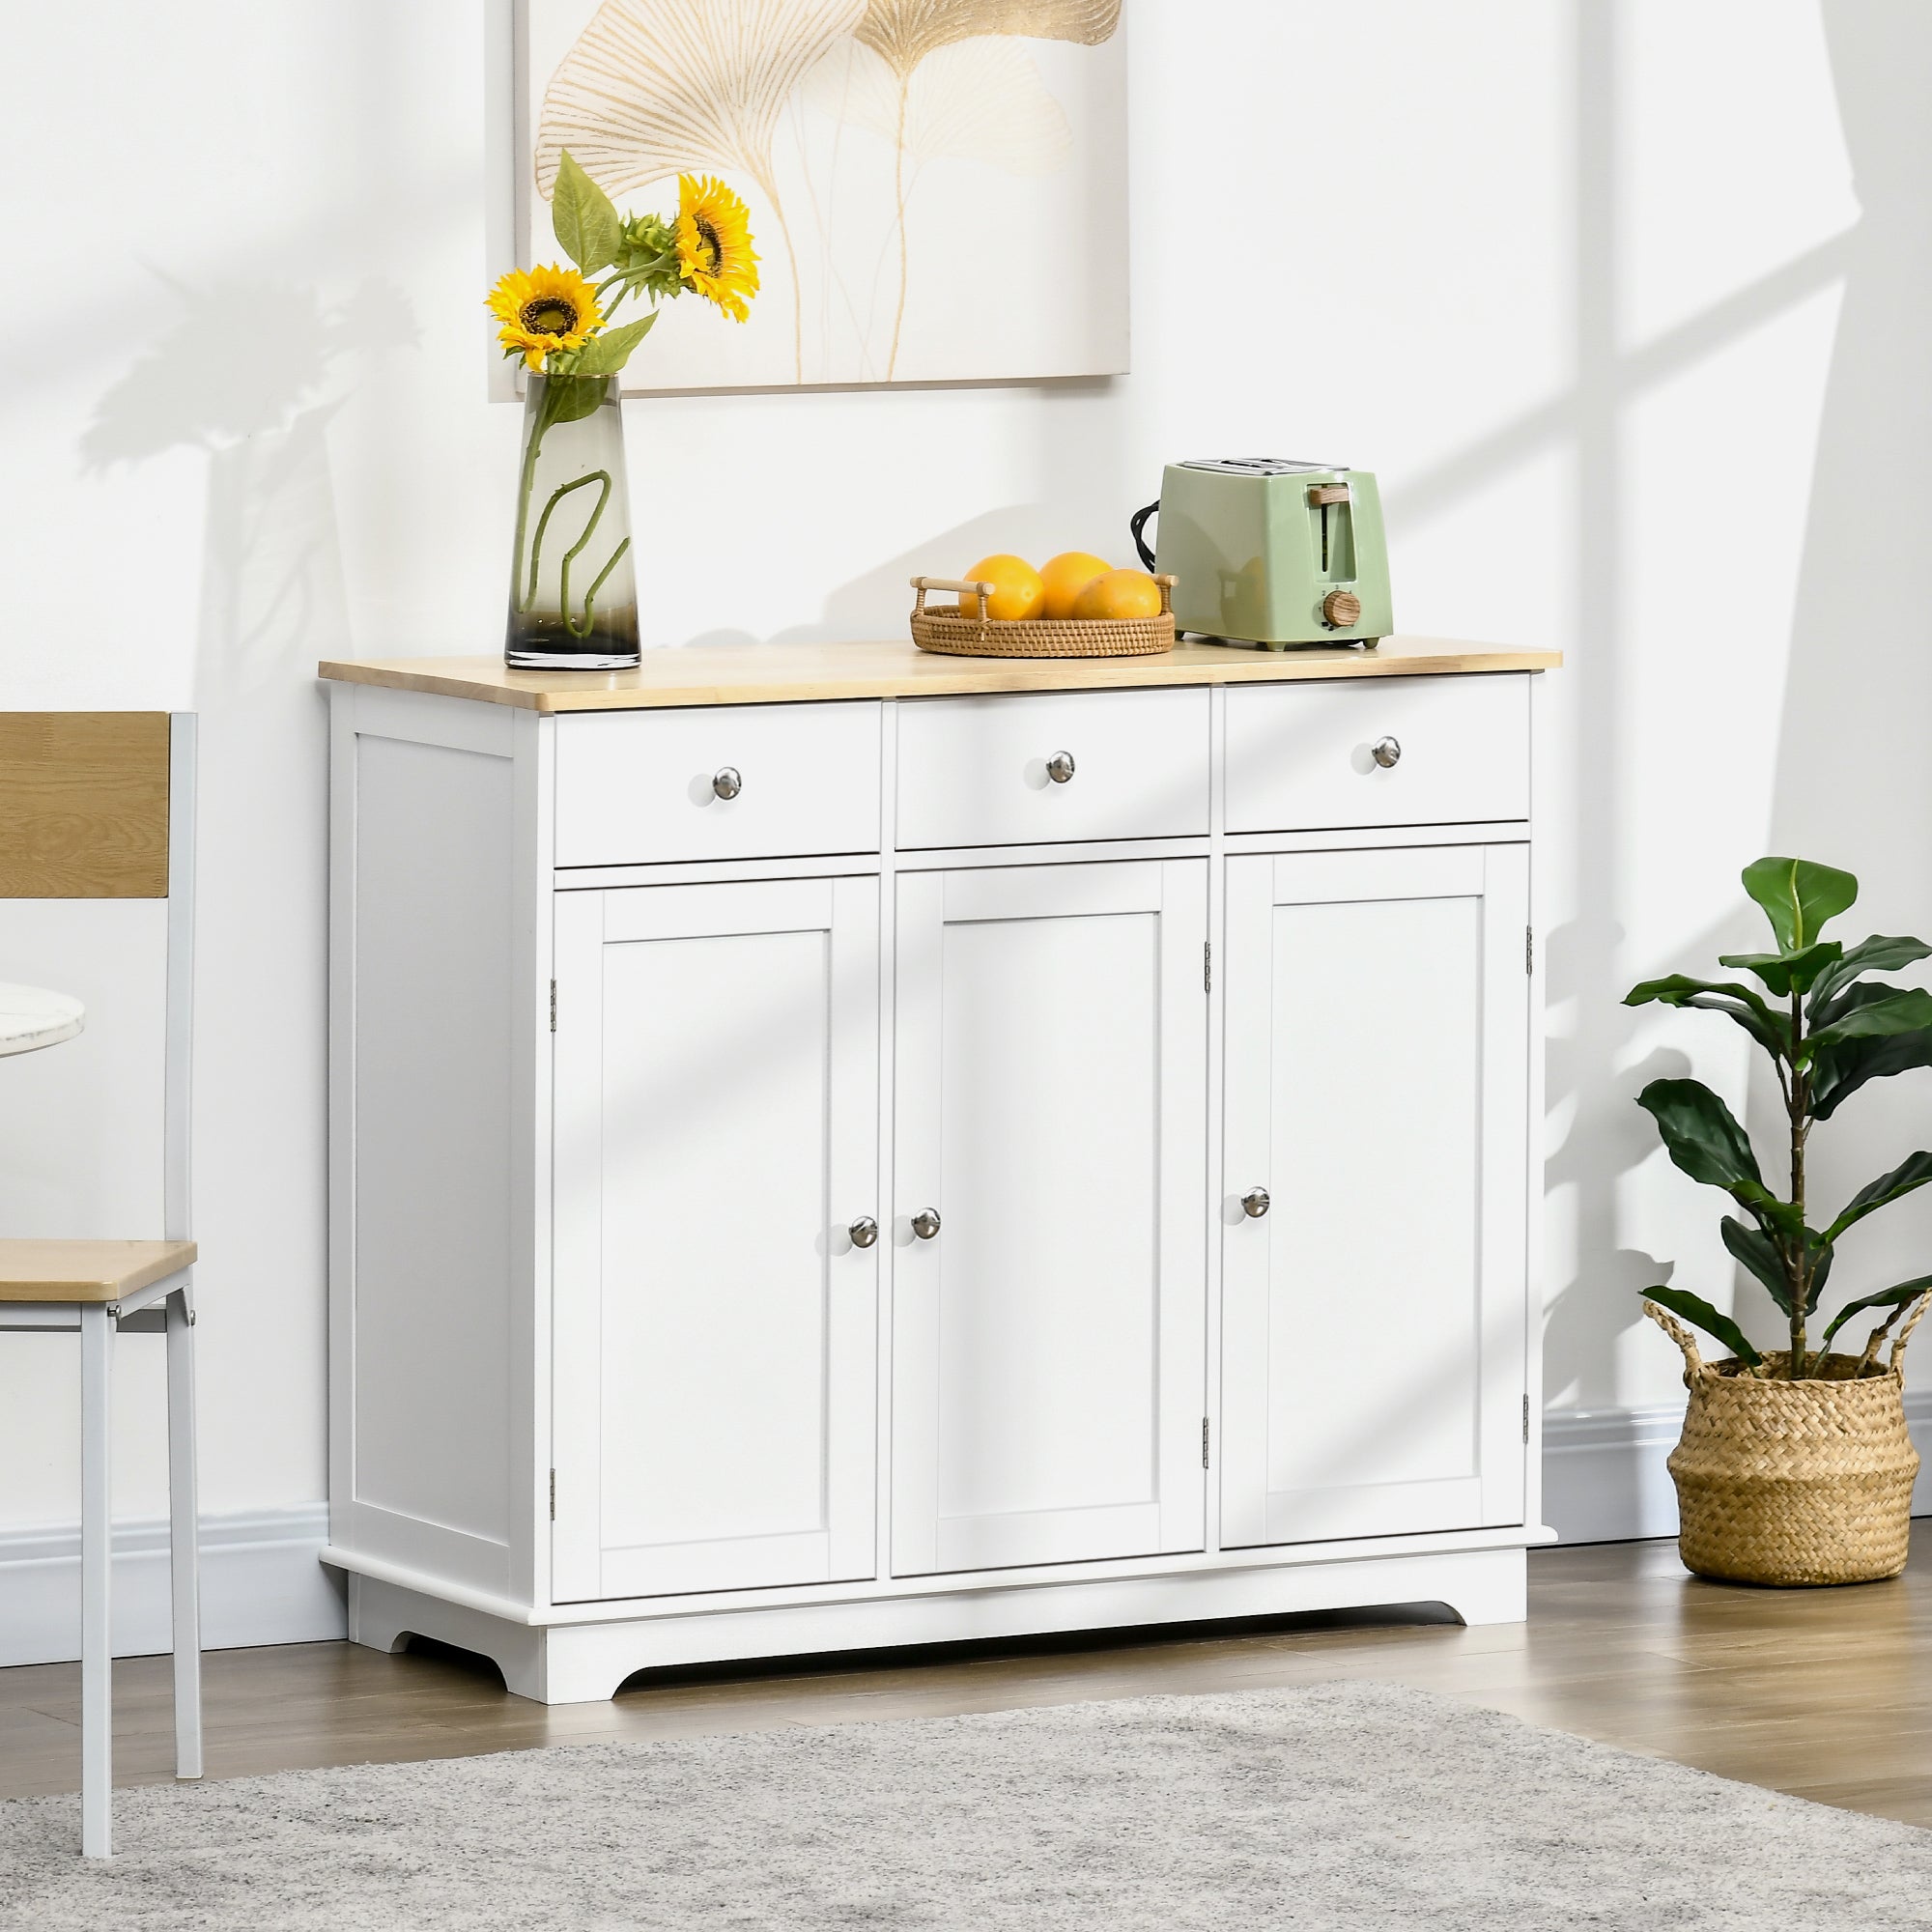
top-left (1, 0), bottom-right (1926, 1643)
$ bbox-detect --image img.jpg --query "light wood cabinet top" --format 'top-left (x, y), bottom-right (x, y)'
top-left (319, 637), bottom-right (1559, 714)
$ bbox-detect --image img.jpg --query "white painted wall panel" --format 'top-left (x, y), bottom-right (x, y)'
top-left (351, 736), bottom-right (513, 1551)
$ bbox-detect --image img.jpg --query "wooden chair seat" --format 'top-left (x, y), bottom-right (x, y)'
top-left (0, 1239), bottom-right (197, 1303)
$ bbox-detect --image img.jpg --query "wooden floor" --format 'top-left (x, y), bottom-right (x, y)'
top-left (3, 1534), bottom-right (1929, 1828)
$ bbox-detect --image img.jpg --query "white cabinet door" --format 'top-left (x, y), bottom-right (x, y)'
top-left (893, 859), bottom-right (1208, 1576)
top-left (1220, 845), bottom-right (1528, 1548)
top-left (552, 877), bottom-right (879, 1602)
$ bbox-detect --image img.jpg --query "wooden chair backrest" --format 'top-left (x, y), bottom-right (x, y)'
top-left (0, 713), bottom-right (172, 898)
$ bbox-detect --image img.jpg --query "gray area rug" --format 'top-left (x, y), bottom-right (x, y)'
top-left (1, 1680), bottom-right (1927, 1929)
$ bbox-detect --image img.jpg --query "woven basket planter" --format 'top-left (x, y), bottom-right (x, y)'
top-left (1644, 1299), bottom-right (1926, 1586)
top-left (908, 574), bottom-right (1178, 659)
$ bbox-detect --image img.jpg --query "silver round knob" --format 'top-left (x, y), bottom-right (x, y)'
top-left (1045, 752), bottom-right (1076, 784)
top-left (1241, 1187), bottom-right (1270, 1219)
top-left (911, 1208), bottom-right (942, 1240)
top-left (1369, 737), bottom-right (1401, 770)
top-left (848, 1215), bottom-right (879, 1249)
top-left (712, 766), bottom-right (743, 800)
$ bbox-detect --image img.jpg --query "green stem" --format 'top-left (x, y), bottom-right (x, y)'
top-left (572, 537), bottom-right (632, 639)
top-left (509, 387), bottom-right (553, 613)
top-left (522, 469), bottom-right (630, 639)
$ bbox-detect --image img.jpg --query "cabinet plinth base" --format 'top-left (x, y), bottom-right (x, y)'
top-left (345, 1546), bottom-right (1530, 1707)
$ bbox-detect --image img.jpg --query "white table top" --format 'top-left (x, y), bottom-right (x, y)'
top-left (0, 983), bottom-right (85, 1057)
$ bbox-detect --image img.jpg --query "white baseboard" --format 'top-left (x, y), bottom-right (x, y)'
top-left (8, 1430), bottom-right (1924, 1666)
top-left (0, 1503), bottom-right (346, 1667)
top-left (1543, 1389), bottom-right (1932, 1545)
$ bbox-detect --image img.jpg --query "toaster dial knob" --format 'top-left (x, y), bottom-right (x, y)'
top-left (1322, 589), bottom-right (1363, 629)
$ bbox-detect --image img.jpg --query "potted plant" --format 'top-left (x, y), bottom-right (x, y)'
top-left (1628, 856), bottom-right (1932, 1584)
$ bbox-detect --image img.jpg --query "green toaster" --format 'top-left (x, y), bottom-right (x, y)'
top-left (1131, 458), bottom-right (1392, 647)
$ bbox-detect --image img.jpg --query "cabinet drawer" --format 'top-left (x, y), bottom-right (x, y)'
top-left (896, 690), bottom-right (1209, 850)
top-left (1225, 674), bottom-right (1529, 833)
top-left (554, 702), bottom-right (881, 867)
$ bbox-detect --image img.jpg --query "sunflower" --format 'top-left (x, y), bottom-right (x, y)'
top-left (675, 176), bottom-right (759, 323)
top-left (487, 263), bottom-right (605, 371)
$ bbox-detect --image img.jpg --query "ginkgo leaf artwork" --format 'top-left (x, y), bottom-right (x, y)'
top-left (520, 0), bottom-right (1127, 390)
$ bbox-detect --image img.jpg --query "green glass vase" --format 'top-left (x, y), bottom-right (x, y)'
top-left (504, 372), bottom-right (639, 669)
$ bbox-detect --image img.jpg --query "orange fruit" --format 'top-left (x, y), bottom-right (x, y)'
top-left (1038, 551), bottom-right (1114, 621)
top-left (1072, 567), bottom-right (1163, 621)
top-left (958, 554), bottom-right (1044, 622)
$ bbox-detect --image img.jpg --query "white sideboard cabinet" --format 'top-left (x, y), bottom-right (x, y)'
top-left (323, 637), bottom-right (1558, 1703)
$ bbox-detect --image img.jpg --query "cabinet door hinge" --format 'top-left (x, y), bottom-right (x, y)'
top-left (1203, 942), bottom-right (1212, 994)
top-left (550, 980), bottom-right (557, 1032)
top-left (1202, 1416), bottom-right (1211, 1468)
top-left (549, 1468), bottom-right (556, 1520)
top-left (1522, 1395), bottom-right (1531, 1444)
top-left (1524, 926), bottom-right (1534, 977)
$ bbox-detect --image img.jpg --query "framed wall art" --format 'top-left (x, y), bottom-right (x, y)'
top-left (516, 0), bottom-right (1129, 391)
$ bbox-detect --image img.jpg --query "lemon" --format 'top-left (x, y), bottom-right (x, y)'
top-left (1037, 551), bottom-right (1114, 621)
top-left (959, 554), bottom-right (1045, 622)
top-left (1072, 568), bottom-right (1163, 621)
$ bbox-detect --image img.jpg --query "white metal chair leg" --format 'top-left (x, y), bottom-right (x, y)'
top-left (165, 1285), bottom-right (202, 1780)
top-left (79, 1303), bottom-right (113, 1859)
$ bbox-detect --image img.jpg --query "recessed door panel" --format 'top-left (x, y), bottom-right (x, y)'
top-left (552, 876), bottom-right (879, 1602)
top-left (894, 859), bottom-right (1208, 1577)
top-left (1221, 845), bottom-right (1528, 1548)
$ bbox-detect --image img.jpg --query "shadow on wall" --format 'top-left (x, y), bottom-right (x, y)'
top-left (1359, 7), bottom-right (1855, 1443)
top-left (81, 275), bottom-right (412, 700)
top-left (1541, 3), bottom-right (1932, 1539)
top-left (1771, 8), bottom-right (1932, 885)
top-left (1757, 1), bottom-right (1932, 1369)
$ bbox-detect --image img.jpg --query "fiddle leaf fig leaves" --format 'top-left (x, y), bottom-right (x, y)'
top-left (1719, 1215), bottom-right (1794, 1315)
top-left (1635, 1078), bottom-right (1782, 1224)
top-left (1742, 856), bottom-right (1858, 952)
top-left (1719, 1214), bottom-right (1833, 1314)
top-left (1808, 935), bottom-right (1932, 1016)
top-left (1623, 976), bottom-right (1792, 1060)
top-left (1717, 940), bottom-right (1843, 999)
top-left (1644, 1286), bottom-right (1764, 1368)
top-left (1820, 1275), bottom-right (1932, 1351)
top-left (1804, 987), bottom-right (1932, 1059)
top-left (1824, 1151), bottom-right (1932, 1243)
top-left (1811, 1017), bottom-right (1932, 1119)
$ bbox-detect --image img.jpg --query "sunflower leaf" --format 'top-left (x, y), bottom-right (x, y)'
top-left (552, 151), bottom-right (621, 275)
top-left (573, 314), bottom-right (657, 377)
top-left (533, 369), bottom-right (608, 425)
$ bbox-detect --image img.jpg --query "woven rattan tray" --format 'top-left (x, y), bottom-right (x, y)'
top-left (909, 574), bottom-right (1178, 659)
